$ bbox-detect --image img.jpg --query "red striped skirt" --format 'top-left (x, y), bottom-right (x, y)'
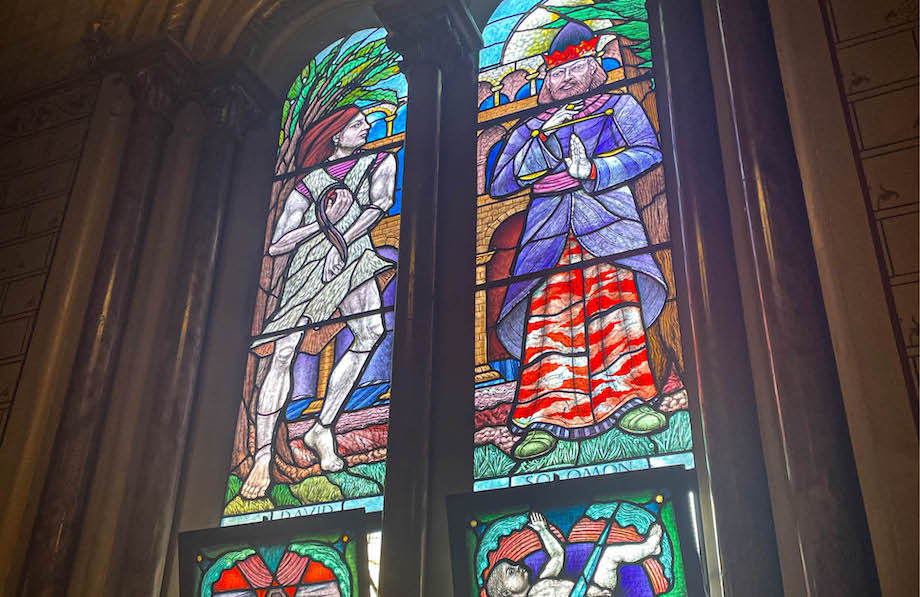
top-left (511, 236), bottom-right (658, 439)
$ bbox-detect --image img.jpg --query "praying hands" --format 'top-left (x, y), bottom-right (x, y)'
top-left (565, 133), bottom-right (593, 180)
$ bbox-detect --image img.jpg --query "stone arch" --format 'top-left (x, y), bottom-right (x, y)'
top-left (476, 195), bottom-right (530, 256)
top-left (477, 81), bottom-right (493, 107)
top-left (483, 211), bottom-right (526, 361)
top-left (499, 69), bottom-right (529, 100)
top-left (477, 126), bottom-right (508, 195)
top-left (486, 210), bottom-right (526, 282)
top-left (179, 0), bottom-right (396, 549)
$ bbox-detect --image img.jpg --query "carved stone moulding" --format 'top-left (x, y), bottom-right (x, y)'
top-left (0, 80), bottom-right (99, 142)
top-left (375, 0), bottom-right (482, 70)
top-left (103, 38), bottom-right (196, 120)
top-left (96, 37), bottom-right (277, 135)
top-left (195, 62), bottom-right (275, 137)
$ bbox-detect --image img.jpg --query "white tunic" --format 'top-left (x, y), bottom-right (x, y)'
top-left (256, 153), bottom-right (393, 344)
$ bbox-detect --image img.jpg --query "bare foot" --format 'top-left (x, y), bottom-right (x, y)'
top-left (240, 451), bottom-right (271, 499)
top-left (304, 422), bottom-right (345, 472)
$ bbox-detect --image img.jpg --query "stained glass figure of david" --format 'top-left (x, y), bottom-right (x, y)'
top-left (241, 107), bottom-right (397, 498)
top-left (490, 22), bottom-right (674, 461)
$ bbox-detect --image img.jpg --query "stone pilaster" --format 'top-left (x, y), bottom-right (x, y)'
top-left (648, 1), bottom-right (786, 594)
top-left (709, 0), bottom-right (881, 593)
top-left (424, 26), bottom-right (480, 595)
top-left (18, 39), bottom-right (191, 597)
top-left (106, 63), bottom-right (271, 595)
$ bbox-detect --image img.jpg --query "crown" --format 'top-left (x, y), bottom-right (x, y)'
top-left (543, 36), bottom-right (599, 70)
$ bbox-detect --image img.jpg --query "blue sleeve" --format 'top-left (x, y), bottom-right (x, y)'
top-left (490, 121), bottom-right (563, 197)
top-left (584, 95), bottom-right (662, 193)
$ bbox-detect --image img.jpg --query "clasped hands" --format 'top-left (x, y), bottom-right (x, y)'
top-left (539, 101), bottom-right (593, 180)
top-left (564, 134), bottom-right (592, 180)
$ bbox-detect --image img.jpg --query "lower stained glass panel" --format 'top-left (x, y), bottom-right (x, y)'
top-left (180, 512), bottom-right (369, 597)
top-left (448, 470), bottom-right (703, 597)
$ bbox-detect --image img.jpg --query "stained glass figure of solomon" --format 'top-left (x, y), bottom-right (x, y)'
top-left (473, 1), bottom-right (693, 491)
top-left (223, 28), bottom-right (406, 524)
top-left (448, 468), bottom-right (703, 597)
top-left (179, 511), bottom-right (369, 597)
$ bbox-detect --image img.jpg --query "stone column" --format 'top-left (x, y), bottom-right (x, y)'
top-left (708, 0), bottom-right (880, 594)
top-left (526, 71), bottom-right (540, 97)
top-left (373, 17), bottom-right (441, 597)
top-left (424, 32), bottom-right (479, 595)
top-left (105, 64), bottom-right (270, 595)
top-left (490, 83), bottom-right (502, 107)
top-left (649, 1), bottom-right (785, 594)
top-left (374, 2), bottom-right (479, 596)
top-left (18, 41), bottom-right (190, 597)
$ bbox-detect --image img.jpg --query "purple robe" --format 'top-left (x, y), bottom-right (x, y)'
top-left (490, 92), bottom-right (667, 359)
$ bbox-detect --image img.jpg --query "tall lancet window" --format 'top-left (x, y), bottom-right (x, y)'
top-left (221, 28), bottom-right (406, 527)
top-left (473, 0), bottom-right (694, 491)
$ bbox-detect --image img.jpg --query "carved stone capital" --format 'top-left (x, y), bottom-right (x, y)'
top-left (196, 63), bottom-right (274, 138)
top-left (375, 0), bottom-right (482, 72)
top-left (80, 4), bottom-right (120, 69)
top-left (201, 84), bottom-right (260, 137)
top-left (129, 64), bottom-right (184, 117)
top-left (81, 21), bottom-right (114, 69)
top-left (111, 39), bottom-right (193, 120)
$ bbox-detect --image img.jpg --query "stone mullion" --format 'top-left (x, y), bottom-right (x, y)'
top-left (105, 66), bottom-right (271, 596)
top-left (423, 46), bottom-right (479, 596)
top-left (378, 53), bottom-right (442, 595)
top-left (374, 2), bottom-right (480, 596)
top-left (374, 31), bottom-right (443, 597)
top-left (18, 42), bottom-right (190, 597)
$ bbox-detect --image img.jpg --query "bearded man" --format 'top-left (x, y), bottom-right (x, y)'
top-left (490, 22), bottom-right (671, 460)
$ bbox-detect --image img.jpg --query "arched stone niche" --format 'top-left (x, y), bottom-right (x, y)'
top-left (169, 4), bottom-right (393, 596)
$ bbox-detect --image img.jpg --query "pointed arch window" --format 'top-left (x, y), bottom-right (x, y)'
top-left (193, 3), bottom-right (797, 595)
top-left (221, 28), bottom-right (406, 527)
top-left (472, 0), bottom-right (694, 491)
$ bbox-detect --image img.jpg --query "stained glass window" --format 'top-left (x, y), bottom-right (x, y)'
top-left (473, 1), bottom-right (693, 491)
top-left (449, 469), bottom-right (703, 596)
top-left (222, 28), bottom-right (406, 525)
top-left (180, 512), bottom-right (370, 597)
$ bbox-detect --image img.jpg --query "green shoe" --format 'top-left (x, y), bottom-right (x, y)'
top-left (512, 430), bottom-right (557, 460)
top-left (618, 405), bottom-right (668, 434)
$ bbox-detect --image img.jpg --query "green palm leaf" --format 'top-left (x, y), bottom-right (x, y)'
top-left (354, 38), bottom-right (386, 59)
top-left (327, 57), bottom-right (371, 89)
top-left (279, 30), bottom-right (403, 150)
top-left (338, 87), bottom-right (399, 108)
top-left (289, 542), bottom-right (353, 597)
top-left (200, 549), bottom-right (256, 597)
top-left (361, 62), bottom-right (401, 88)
